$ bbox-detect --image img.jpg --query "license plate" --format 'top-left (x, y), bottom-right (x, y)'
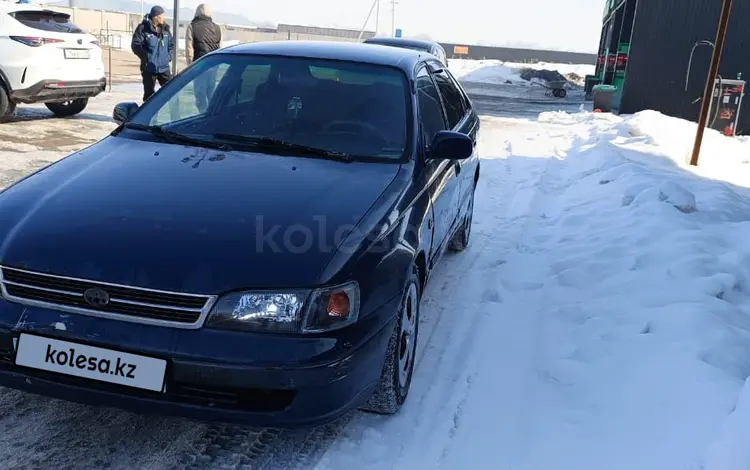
top-left (64, 49), bottom-right (90, 59)
top-left (15, 334), bottom-right (167, 392)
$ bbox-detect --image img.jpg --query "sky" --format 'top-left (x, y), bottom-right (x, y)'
top-left (179, 0), bottom-right (604, 53)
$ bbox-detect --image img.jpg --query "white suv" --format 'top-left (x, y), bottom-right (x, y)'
top-left (0, 2), bottom-right (106, 121)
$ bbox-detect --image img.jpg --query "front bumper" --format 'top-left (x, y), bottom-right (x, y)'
top-left (10, 78), bottom-right (107, 104)
top-left (0, 296), bottom-right (399, 428)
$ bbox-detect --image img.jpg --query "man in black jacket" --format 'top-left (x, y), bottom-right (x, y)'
top-left (185, 4), bottom-right (222, 112)
top-left (131, 6), bottom-right (175, 102)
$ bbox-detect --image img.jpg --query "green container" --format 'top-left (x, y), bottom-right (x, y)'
top-left (593, 85), bottom-right (619, 113)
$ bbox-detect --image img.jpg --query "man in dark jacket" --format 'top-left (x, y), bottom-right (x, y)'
top-left (185, 4), bottom-right (222, 112)
top-left (131, 6), bottom-right (175, 102)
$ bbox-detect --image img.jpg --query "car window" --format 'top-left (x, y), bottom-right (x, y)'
top-left (236, 65), bottom-right (271, 104)
top-left (131, 54), bottom-right (410, 161)
top-left (416, 67), bottom-right (447, 146)
top-left (151, 63), bottom-right (230, 125)
top-left (432, 69), bottom-right (467, 129)
top-left (433, 47), bottom-right (446, 64)
top-left (10, 10), bottom-right (84, 34)
top-left (445, 69), bottom-right (471, 113)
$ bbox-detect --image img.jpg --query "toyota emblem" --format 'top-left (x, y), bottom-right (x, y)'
top-left (83, 288), bottom-right (110, 308)
top-left (77, 38), bottom-right (83, 45)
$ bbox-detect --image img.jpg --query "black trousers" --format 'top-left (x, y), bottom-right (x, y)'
top-left (142, 72), bottom-right (172, 102)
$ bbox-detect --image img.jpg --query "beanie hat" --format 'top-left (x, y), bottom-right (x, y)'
top-left (150, 6), bottom-right (165, 17)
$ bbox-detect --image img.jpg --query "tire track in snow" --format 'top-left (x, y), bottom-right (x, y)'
top-left (314, 121), bottom-right (574, 470)
top-left (170, 418), bottom-right (355, 470)
top-left (433, 128), bottom-right (572, 469)
top-left (0, 389), bottom-right (204, 470)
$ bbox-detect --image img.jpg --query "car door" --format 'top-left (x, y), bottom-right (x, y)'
top-left (429, 64), bottom-right (478, 225)
top-left (415, 64), bottom-right (461, 260)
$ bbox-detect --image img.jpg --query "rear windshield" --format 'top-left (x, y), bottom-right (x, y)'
top-left (131, 54), bottom-right (411, 161)
top-left (10, 10), bottom-right (84, 34)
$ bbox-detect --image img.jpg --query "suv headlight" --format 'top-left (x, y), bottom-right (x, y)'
top-left (206, 281), bottom-right (360, 333)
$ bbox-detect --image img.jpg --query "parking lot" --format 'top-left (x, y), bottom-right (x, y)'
top-left (0, 47), bottom-right (195, 191)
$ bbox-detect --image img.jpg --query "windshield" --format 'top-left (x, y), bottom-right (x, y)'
top-left (128, 54), bottom-right (411, 161)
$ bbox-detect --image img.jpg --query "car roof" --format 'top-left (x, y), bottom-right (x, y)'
top-left (364, 37), bottom-right (442, 50)
top-left (218, 40), bottom-right (432, 76)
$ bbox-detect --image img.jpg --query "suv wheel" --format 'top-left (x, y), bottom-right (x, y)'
top-left (0, 85), bottom-right (16, 123)
top-left (361, 264), bottom-right (421, 415)
top-left (45, 99), bottom-right (88, 118)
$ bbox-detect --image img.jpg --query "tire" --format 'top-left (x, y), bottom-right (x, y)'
top-left (0, 85), bottom-right (16, 123)
top-left (449, 186), bottom-right (475, 252)
top-left (361, 265), bottom-right (421, 415)
top-left (45, 98), bottom-right (88, 117)
top-left (558, 88), bottom-right (567, 98)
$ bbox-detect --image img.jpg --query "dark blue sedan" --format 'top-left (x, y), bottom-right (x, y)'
top-left (0, 41), bottom-right (480, 427)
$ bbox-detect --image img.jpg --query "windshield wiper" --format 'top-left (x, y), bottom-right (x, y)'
top-left (213, 133), bottom-right (354, 162)
top-left (124, 123), bottom-right (230, 150)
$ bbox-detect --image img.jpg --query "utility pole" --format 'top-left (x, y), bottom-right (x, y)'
top-left (357, 0), bottom-right (378, 41)
top-left (391, 0), bottom-right (396, 37)
top-left (172, 0), bottom-right (180, 75)
top-left (689, 0), bottom-right (733, 166)
top-left (375, 0), bottom-right (380, 35)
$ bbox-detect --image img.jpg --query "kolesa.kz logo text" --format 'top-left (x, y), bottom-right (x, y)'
top-left (44, 344), bottom-right (136, 378)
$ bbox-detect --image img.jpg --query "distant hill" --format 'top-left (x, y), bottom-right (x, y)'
top-left (64, 0), bottom-right (266, 27)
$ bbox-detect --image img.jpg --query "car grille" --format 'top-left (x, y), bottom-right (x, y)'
top-left (0, 266), bottom-right (215, 328)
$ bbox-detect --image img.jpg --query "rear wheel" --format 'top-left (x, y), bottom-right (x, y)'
top-left (449, 186), bottom-right (475, 252)
top-left (558, 88), bottom-right (567, 98)
top-left (45, 98), bottom-right (88, 117)
top-left (0, 85), bottom-right (16, 123)
top-left (361, 265), bottom-right (421, 415)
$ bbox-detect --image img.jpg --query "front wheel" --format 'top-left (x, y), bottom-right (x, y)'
top-left (45, 98), bottom-right (88, 117)
top-left (361, 265), bottom-right (421, 415)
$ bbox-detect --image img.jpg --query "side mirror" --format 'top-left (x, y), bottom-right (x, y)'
top-left (113, 102), bottom-right (139, 124)
top-left (429, 131), bottom-right (473, 161)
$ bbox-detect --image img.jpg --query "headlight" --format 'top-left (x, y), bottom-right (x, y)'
top-left (206, 282), bottom-right (360, 334)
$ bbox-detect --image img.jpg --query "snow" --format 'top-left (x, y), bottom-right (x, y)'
top-left (3, 73), bottom-right (750, 470)
top-left (703, 377), bottom-right (750, 470)
top-left (315, 111), bottom-right (750, 470)
top-left (449, 58), bottom-right (595, 85)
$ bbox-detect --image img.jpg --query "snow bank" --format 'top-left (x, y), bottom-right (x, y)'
top-left (540, 109), bottom-right (750, 188)
top-left (448, 59), bottom-right (595, 86)
top-left (448, 59), bottom-right (522, 84)
top-left (499, 109), bottom-right (750, 469)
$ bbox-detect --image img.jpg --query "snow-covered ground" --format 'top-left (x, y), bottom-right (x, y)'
top-left (312, 110), bottom-right (750, 470)
top-left (449, 58), bottom-right (596, 85)
top-left (2, 78), bottom-right (750, 470)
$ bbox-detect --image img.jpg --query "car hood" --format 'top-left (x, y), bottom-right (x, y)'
top-left (0, 137), bottom-right (402, 294)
